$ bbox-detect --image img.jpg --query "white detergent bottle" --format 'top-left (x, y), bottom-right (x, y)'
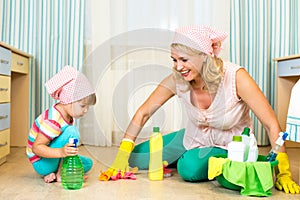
top-left (246, 133), bottom-right (258, 162)
top-left (228, 135), bottom-right (246, 162)
top-left (241, 127), bottom-right (250, 161)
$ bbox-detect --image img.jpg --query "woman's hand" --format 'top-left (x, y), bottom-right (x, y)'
top-left (99, 139), bottom-right (136, 181)
top-left (275, 152), bottom-right (300, 194)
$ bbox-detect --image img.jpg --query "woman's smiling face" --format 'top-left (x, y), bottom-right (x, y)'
top-left (171, 47), bottom-right (206, 82)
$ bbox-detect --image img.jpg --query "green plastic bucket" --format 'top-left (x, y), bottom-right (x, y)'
top-left (213, 154), bottom-right (278, 191)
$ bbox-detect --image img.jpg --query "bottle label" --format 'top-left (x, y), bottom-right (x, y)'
top-left (227, 141), bottom-right (246, 162)
top-left (149, 130), bottom-right (163, 180)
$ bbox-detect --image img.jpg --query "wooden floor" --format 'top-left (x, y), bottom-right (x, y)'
top-left (0, 146), bottom-right (299, 200)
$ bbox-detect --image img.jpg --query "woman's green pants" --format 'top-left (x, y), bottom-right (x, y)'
top-left (128, 129), bottom-right (227, 181)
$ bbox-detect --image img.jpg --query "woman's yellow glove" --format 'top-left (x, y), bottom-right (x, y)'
top-left (275, 152), bottom-right (300, 194)
top-left (99, 139), bottom-right (136, 181)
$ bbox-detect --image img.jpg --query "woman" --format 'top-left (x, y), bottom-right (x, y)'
top-left (99, 25), bottom-right (299, 194)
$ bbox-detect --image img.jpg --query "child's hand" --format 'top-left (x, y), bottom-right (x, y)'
top-left (61, 143), bottom-right (79, 157)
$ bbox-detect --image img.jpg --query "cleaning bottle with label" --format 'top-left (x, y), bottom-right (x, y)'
top-left (266, 132), bottom-right (289, 162)
top-left (61, 138), bottom-right (84, 190)
top-left (241, 127), bottom-right (250, 161)
top-left (246, 133), bottom-right (259, 162)
top-left (148, 127), bottom-right (163, 181)
top-left (227, 135), bottom-right (246, 162)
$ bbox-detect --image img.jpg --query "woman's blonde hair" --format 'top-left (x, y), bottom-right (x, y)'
top-left (171, 43), bottom-right (223, 94)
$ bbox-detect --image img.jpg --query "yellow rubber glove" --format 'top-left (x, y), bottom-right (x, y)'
top-left (99, 139), bottom-right (135, 181)
top-left (275, 152), bottom-right (300, 194)
top-left (208, 157), bottom-right (229, 180)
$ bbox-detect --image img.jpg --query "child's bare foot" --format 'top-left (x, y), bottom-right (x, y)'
top-left (56, 172), bottom-right (61, 183)
top-left (44, 173), bottom-right (56, 183)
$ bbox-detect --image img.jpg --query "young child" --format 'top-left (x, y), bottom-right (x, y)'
top-left (26, 65), bottom-right (96, 183)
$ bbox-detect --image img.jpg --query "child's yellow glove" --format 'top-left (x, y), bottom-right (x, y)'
top-left (275, 152), bottom-right (300, 194)
top-left (99, 139), bottom-right (135, 181)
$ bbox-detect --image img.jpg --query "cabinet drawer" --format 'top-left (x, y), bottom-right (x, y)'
top-left (0, 129), bottom-right (10, 158)
top-left (0, 103), bottom-right (10, 131)
top-left (0, 47), bottom-right (11, 76)
top-left (0, 75), bottom-right (11, 103)
top-left (11, 52), bottom-right (29, 74)
top-left (278, 58), bottom-right (300, 77)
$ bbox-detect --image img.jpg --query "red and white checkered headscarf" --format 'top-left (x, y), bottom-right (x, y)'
top-left (172, 25), bottom-right (228, 57)
top-left (45, 65), bottom-right (95, 104)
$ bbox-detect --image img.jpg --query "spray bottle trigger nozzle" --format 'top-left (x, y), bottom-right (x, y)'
top-left (282, 132), bottom-right (288, 141)
top-left (69, 138), bottom-right (78, 147)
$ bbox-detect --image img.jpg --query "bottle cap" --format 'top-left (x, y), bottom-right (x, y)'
top-left (241, 127), bottom-right (250, 136)
top-left (232, 135), bottom-right (242, 142)
top-left (275, 132), bottom-right (289, 146)
top-left (68, 138), bottom-right (78, 147)
top-left (153, 127), bottom-right (160, 132)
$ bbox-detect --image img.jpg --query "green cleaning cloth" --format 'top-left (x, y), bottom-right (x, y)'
top-left (222, 160), bottom-right (273, 196)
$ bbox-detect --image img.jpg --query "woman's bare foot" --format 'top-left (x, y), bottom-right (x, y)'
top-left (44, 173), bottom-right (56, 183)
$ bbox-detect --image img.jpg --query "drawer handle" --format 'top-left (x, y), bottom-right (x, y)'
top-left (290, 66), bottom-right (300, 69)
top-left (17, 61), bottom-right (24, 66)
top-left (0, 115), bottom-right (8, 120)
top-left (0, 59), bottom-right (9, 64)
top-left (0, 141), bottom-right (7, 147)
top-left (0, 87), bottom-right (8, 91)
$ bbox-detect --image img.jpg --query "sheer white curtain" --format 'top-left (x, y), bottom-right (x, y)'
top-left (81, 0), bottom-right (230, 146)
top-left (230, 0), bottom-right (300, 145)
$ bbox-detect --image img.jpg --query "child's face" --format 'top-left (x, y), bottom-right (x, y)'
top-left (69, 99), bottom-right (90, 119)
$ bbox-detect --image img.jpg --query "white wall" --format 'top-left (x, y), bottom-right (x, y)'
top-left (82, 0), bottom-right (231, 146)
top-left (85, 0), bottom-right (230, 59)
